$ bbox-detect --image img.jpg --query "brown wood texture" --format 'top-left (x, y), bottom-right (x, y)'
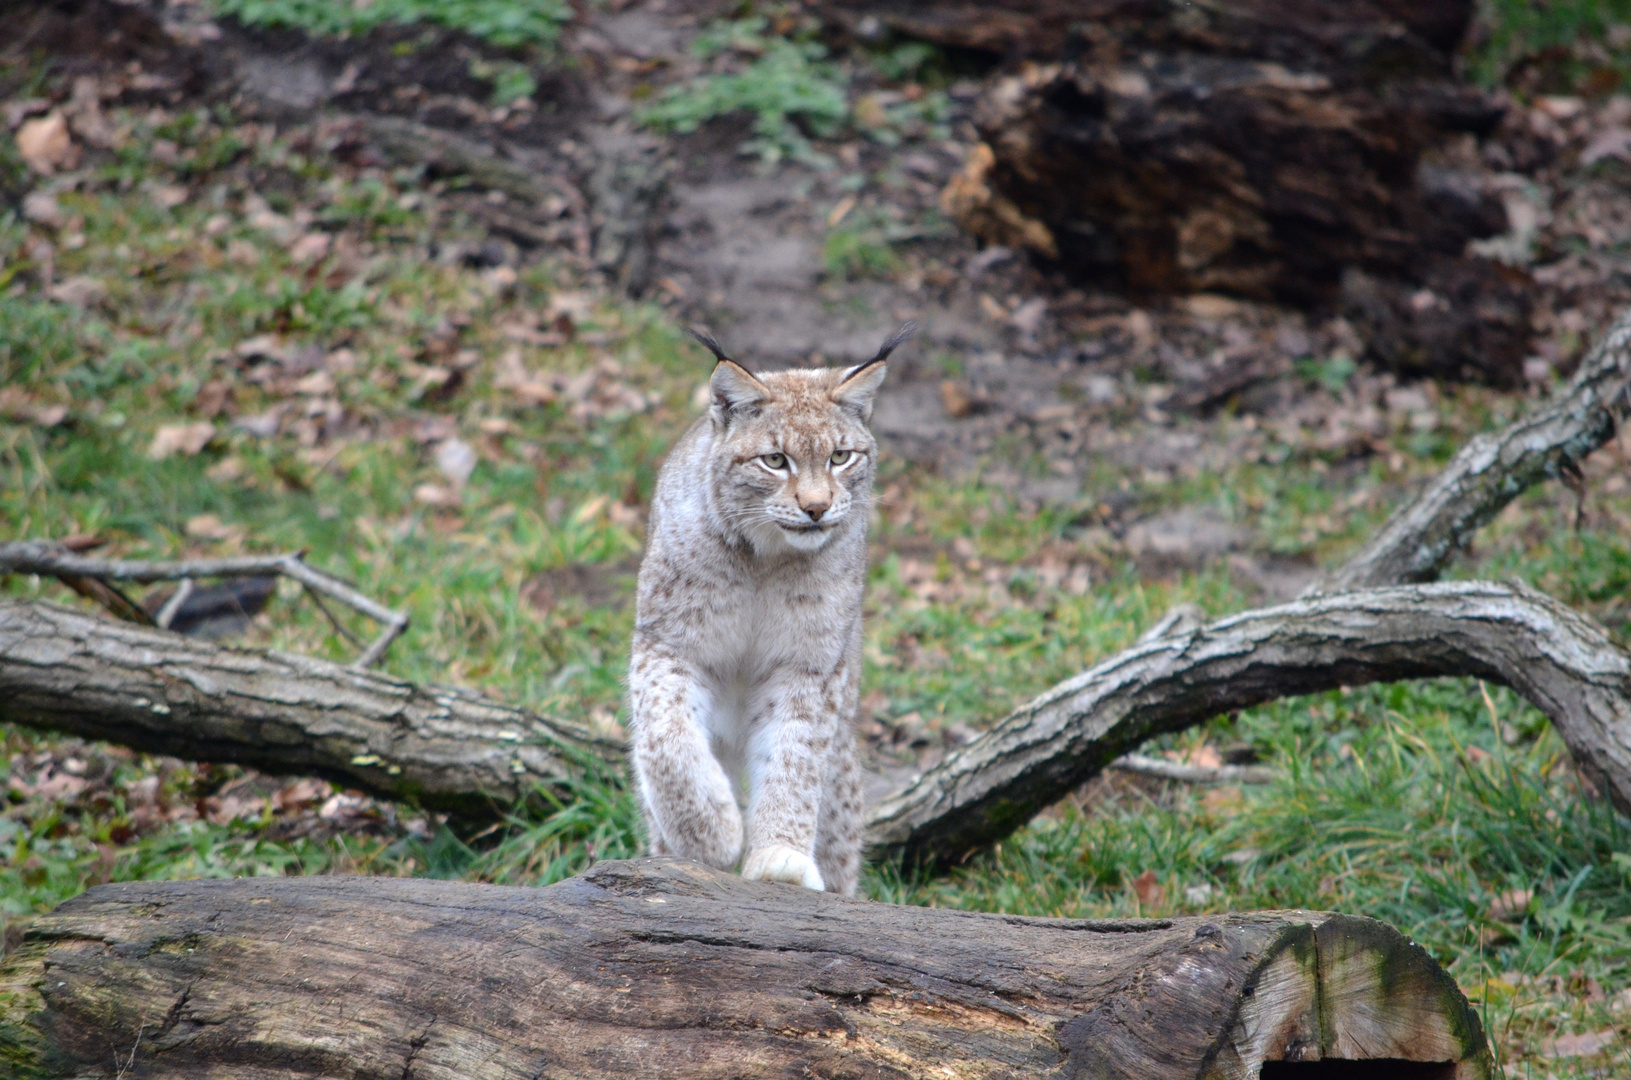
top-left (865, 582), bottom-right (1631, 867)
top-left (0, 599), bottom-right (617, 822)
top-left (0, 858), bottom-right (1492, 1079)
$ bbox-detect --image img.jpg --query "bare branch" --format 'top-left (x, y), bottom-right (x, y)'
top-left (1307, 305), bottom-right (1631, 594)
top-left (153, 578), bottom-right (195, 630)
top-left (1110, 753), bottom-right (1277, 785)
top-left (0, 541), bottom-right (410, 669)
top-left (865, 581), bottom-right (1631, 867)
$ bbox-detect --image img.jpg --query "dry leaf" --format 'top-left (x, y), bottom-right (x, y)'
top-left (1541, 1030), bottom-right (1617, 1058)
top-left (273, 777), bottom-right (332, 812)
top-left (148, 422), bottom-right (217, 460)
top-left (47, 274), bottom-right (107, 309)
top-left (414, 482), bottom-right (462, 509)
top-left (287, 231), bottom-right (332, 263)
top-left (1486, 888), bottom-right (1533, 921)
top-left (1131, 869), bottom-right (1164, 907)
top-left (150, 183), bottom-right (189, 210)
top-left (291, 370), bottom-right (336, 396)
top-left (185, 513), bottom-right (243, 541)
top-left (205, 456), bottom-right (245, 482)
top-left (434, 438), bottom-right (477, 489)
top-left (16, 111), bottom-right (75, 173)
top-left (21, 190), bottom-right (65, 228)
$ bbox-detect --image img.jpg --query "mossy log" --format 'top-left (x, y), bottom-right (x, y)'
top-left (0, 858), bottom-right (1491, 1079)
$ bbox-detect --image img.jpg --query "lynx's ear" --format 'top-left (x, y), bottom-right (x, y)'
top-left (709, 359), bottom-right (769, 423)
top-left (690, 326), bottom-right (767, 424)
top-left (833, 322), bottom-right (914, 421)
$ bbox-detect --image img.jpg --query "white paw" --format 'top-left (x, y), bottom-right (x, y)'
top-left (740, 845), bottom-right (825, 891)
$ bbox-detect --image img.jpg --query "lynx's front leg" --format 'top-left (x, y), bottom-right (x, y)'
top-left (627, 643), bottom-right (744, 871)
top-left (741, 666), bottom-right (851, 892)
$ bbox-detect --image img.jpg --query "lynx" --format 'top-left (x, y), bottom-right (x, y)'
top-left (626, 324), bottom-right (914, 895)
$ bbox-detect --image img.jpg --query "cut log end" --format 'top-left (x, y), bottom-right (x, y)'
top-left (0, 858), bottom-right (1491, 1079)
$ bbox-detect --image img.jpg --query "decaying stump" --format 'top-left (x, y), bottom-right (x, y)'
top-left (0, 858), bottom-right (1492, 1079)
top-left (841, 0), bottom-right (1527, 382)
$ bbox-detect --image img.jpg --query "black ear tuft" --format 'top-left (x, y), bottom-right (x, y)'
top-left (687, 326), bottom-right (735, 366)
top-left (842, 321), bottom-right (917, 383)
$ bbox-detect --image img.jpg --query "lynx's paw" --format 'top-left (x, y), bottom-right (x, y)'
top-left (741, 845), bottom-right (825, 891)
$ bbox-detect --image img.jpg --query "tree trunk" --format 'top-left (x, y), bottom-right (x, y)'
top-left (865, 581), bottom-right (1631, 867)
top-left (0, 857), bottom-right (1493, 1079)
top-left (0, 600), bottom-right (617, 823)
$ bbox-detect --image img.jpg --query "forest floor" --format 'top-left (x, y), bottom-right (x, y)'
top-left (3, 2), bottom-right (1631, 1075)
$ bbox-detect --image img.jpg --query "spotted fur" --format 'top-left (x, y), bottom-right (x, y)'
top-left (626, 326), bottom-right (910, 894)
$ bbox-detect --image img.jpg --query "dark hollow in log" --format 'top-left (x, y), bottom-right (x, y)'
top-left (866, 581), bottom-right (1631, 868)
top-left (0, 858), bottom-right (1493, 1079)
top-left (0, 599), bottom-right (618, 822)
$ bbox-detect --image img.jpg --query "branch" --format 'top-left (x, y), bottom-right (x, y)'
top-left (1110, 753), bottom-right (1277, 785)
top-left (864, 581), bottom-right (1631, 866)
top-left (0, 600), bottom-right (618, 823)
top-left (0, 541), bottom-right (409, 669)
top-left (1308, 305), bottom-right (1631, 594)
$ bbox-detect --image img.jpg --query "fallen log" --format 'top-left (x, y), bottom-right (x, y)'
top-left (864, 581), bottom-right (1631, 867)
top-left (0, 857), bottom-right (1493, 1079)
top-left (0, 599), bottom-right (617, 822)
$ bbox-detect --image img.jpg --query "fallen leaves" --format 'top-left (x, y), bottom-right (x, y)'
top-left (15, 111), bottom-right (77, 173)
top-left (0, 386), bottom-right (69, 427)
top-left (148, 422), bottom-right (217, 460)
top-left (1540, 1029), bottom-right (1618, 1059)
top-left (1131, 868), bottom-right (1164, 907)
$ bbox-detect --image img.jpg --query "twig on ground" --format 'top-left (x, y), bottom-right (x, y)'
top-left (0, 541), bottom-right (409, 669)
top-left (153, 578), bottom-right (195, 630)
top-left (1110, 753), bottom-right (1277, 785)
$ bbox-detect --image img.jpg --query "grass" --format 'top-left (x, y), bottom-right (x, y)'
top-left (636, 16), bottom-right (849, 166)
top-left (209, 0), bottom-right (572, 49)
top-left (4, 25), bottom-right (1631, 1080)
top-left (1472, 0), bottom-right (1631, 94)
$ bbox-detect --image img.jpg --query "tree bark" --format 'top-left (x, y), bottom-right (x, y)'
top-left (0, 600), bottom-right (617, 823)
top-left (864, 582), bottom-right (1631, 867)
top-left (1308, 305), bottom-right (1631, 594)
top-left (0, 857), bottom-right (1493, 1079)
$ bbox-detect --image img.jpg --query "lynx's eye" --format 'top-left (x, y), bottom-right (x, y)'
top-left (829, 449), bottom-right (853, 467)
top-left (761, 452), bottom-right (788, 470)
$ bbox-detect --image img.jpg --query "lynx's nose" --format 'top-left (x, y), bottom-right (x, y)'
top-left (801, 499), bottom-right (830, 522)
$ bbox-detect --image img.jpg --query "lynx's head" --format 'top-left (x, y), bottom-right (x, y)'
top-left (694, 324), bottom-right (913, 556)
